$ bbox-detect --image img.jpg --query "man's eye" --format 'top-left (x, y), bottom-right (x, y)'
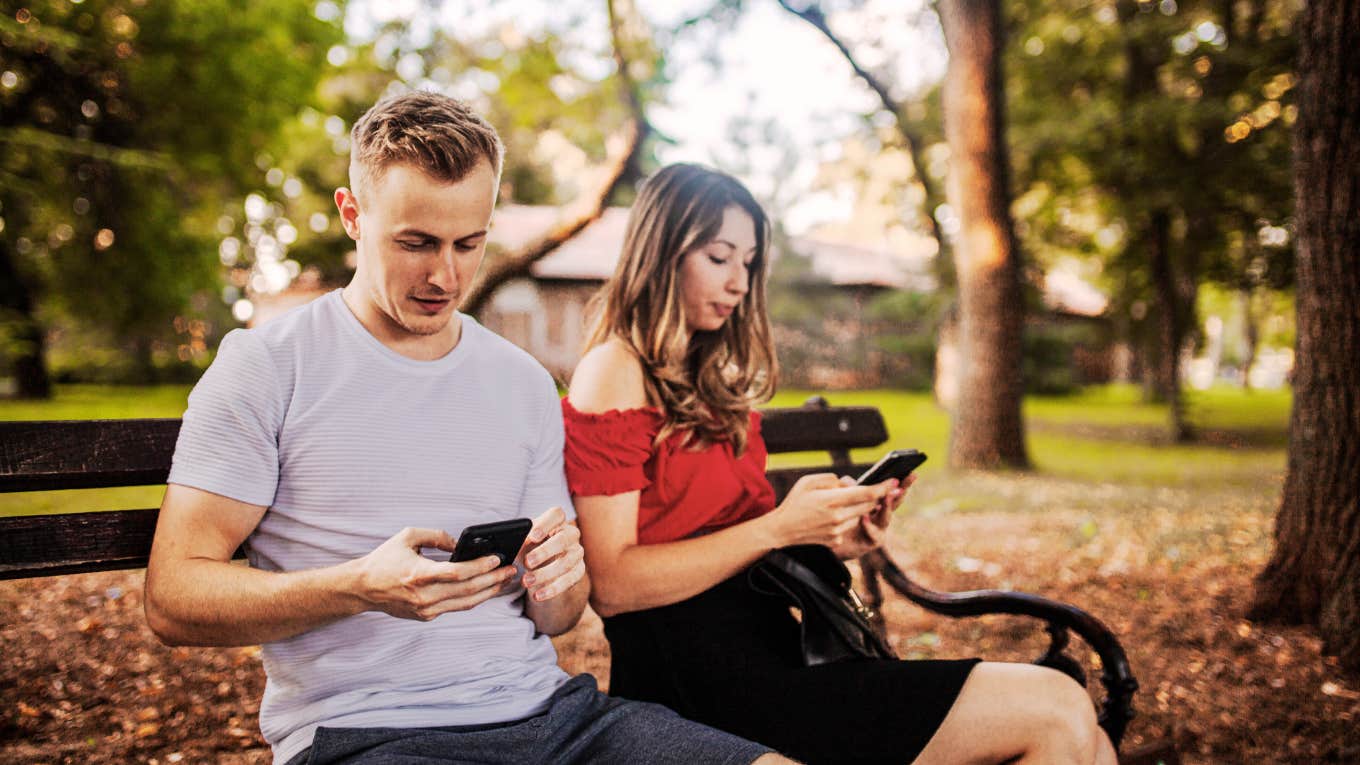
top-left (455, 242), bottom-right (478, 253)
top-left (399, 240), bottom-right (431, 251)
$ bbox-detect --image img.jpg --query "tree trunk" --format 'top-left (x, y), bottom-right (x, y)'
top-left (1148, 209), bottom-right (1192, 442)
top-left (1240, 288), bottom-right (1258, 390)
top-left (1249, 0), bottom-right (1360, 672)
top-left (937, 0), bottom-right (1029, 469)
top-left (0, 236), bottom-right (52, 399)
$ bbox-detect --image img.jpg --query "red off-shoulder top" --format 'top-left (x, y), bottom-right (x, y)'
top-left (561, 398), bottom-right (777, 544)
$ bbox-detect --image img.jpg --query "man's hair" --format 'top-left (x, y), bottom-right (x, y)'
top-left (348, 90), bottom-right (504, 200)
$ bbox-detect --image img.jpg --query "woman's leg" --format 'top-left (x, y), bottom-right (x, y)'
top-left (910, 662), bottom-right (1116, 765)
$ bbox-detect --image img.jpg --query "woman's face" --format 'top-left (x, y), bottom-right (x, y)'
top-left (677, 206), bottom-right (757, 334)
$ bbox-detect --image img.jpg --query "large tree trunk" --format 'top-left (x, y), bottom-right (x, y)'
top-left (0, 236), bottom-right (52, 399)
top-left (1249, 0), bottom-right (1360, 672)
top-left (937, 0), bottom-right (1029, 469)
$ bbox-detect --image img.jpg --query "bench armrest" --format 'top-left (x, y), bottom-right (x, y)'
top-left (862, 549), bottom-right (1137, 750)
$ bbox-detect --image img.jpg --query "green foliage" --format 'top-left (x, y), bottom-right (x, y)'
top-left (865, 289), bottom-right (945, 390)
top-left (0, 0), bottom-right (342, 382)
top-left (1002, 0), bottom-right (1299, 323)
top-left (1023, 318), bottom-right (1109, 395)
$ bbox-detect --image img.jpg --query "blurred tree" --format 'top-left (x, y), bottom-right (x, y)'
top-left (224, 0), bottom-right (662, 320)
top-left (936, 0), bottom-right (1031, 469)
top-left (1003, 0), bottom-right (1299, 438)
top-left (1250, 0), bottom-right (1360, 672)
top-left (775, 0), bottom-right (1299, 443)
top-left (459, 0), bottom-right (655, 315)
top-left (0, 0), bottom-right (341, 395)
top-left (776, 0), bottom-right (947, 262)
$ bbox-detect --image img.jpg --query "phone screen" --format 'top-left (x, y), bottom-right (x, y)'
top-left (856, 449), bottom-right (928, 485)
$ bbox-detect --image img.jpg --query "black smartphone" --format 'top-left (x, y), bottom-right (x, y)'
top-left (855, 449), bottom-right (928, 486)
top-left (451, 518), bottom-right (533, 567)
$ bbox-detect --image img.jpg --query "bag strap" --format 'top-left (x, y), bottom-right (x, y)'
top-left (764, 549), bottom-right (895, 659)
top-left (763, 549), bottom-right (877, 623)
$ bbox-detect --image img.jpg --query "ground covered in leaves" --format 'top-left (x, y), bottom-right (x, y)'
top-left (3, 385), bottom-right (1356, 763)
top-left (4, 469), bottom-right (1358, 764)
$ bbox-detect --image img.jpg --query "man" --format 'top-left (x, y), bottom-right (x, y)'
top-left (145, 91), bottom-right (789, 765)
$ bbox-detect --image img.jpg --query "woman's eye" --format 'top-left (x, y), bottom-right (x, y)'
top-left (707, 254), bottom-right (728, 266)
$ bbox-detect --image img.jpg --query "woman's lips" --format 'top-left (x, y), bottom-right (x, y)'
top-left (713, 303), bottom-right (735, 317)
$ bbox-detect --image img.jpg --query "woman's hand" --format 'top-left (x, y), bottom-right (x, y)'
top-left (826, 474), bottom-right (915, 559)
top-left (762, 473), bottom-right (891, 550)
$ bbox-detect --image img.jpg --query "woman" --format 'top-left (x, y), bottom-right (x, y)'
top-left (562, 163), bottom-right (1116, 765)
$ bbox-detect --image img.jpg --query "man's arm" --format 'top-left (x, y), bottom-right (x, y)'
top-left (144, 484), bottom-right (517, 647)
top-left (519, 507), bottom-right (589, 636)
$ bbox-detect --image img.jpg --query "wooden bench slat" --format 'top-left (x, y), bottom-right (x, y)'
top-left (759, 407), bottom-right (888, 454)
top-left (0, 508), bottom-right (162, 579)
top-left (0, 419), bottom-right (181, 493)
top-left (0, 409), bottom-right (886, 492)
top-left (0, 406), bottom-right (882, 578)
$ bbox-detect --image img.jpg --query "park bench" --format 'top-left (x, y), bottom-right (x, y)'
top-left (0, 396), bottom-right (1175, 764)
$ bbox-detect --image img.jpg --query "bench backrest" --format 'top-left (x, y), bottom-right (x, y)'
top-left (0, 397), bottom-right (886, 580)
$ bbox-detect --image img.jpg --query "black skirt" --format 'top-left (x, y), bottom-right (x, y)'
top-left (603, 572), bottom-right (981, 765)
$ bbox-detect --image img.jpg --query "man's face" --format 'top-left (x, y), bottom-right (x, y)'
top-left (337, 160), bottom-right (497, 349)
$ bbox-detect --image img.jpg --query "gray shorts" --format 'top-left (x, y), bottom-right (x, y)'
top-left (284, 674), bottom-right (773, 764)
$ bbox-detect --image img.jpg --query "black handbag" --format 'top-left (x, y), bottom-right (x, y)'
top-left (747, 544), bottom-right (896, 666)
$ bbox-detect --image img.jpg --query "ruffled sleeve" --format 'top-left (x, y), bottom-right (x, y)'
top-left (561, 397), bottom-right (663, 497)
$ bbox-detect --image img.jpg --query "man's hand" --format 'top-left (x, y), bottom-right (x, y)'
top-left (353, 527), bottom-right (518, 621)
top-left (518, 507), bottom-right (586, 603)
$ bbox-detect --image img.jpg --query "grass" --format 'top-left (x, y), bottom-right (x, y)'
top-left (3, 382), bottom-right (1290, 520)
top-left (1, 385), bottom-right (192, 518)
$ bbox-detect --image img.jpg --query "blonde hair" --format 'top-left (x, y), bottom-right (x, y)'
top-left (349, 90), bottom-right (504, 200)
top-left (586, 164), bottom-right (777, 455)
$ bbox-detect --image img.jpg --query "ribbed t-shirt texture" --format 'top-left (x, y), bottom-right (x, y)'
top-left (167, 290), bottom-right (574, 765)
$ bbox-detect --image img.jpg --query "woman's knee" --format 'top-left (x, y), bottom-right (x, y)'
top-left (1024, 665), bottom-right (1103, 761)
top-left (967, 662), bottom-right (1102, 761)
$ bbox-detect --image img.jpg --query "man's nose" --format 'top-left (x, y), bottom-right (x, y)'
top-left (428, 246), bottom-right (458, 293)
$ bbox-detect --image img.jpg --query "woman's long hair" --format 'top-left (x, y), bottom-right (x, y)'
top-left (585, 163), bottom-right (777, 455)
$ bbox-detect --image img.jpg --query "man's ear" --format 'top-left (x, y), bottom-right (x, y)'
top-left (335, 187), bottom-right (361, 241)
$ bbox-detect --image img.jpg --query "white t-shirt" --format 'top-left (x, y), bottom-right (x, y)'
top-left (167, 289), bottom-right (574, 765)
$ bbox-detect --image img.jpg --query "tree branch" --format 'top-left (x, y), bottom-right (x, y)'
top-left (459, 0), bottom-right (650, 316)
top-left (774, 0), bottom-right (944, 247)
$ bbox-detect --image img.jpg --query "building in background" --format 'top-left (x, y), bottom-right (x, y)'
top-left (252, 203), bottom-right (1115, 391)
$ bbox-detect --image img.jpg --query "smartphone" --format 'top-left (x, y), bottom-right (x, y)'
top-left (855, 449), bottom-right (928, 486)
top-left (451, 518), bottom-right (533, 567)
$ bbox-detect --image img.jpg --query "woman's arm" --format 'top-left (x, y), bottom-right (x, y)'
top-left (578, 468), bottom-right (888, 616)
top-left (568, 340), bottom-right (888, 616)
